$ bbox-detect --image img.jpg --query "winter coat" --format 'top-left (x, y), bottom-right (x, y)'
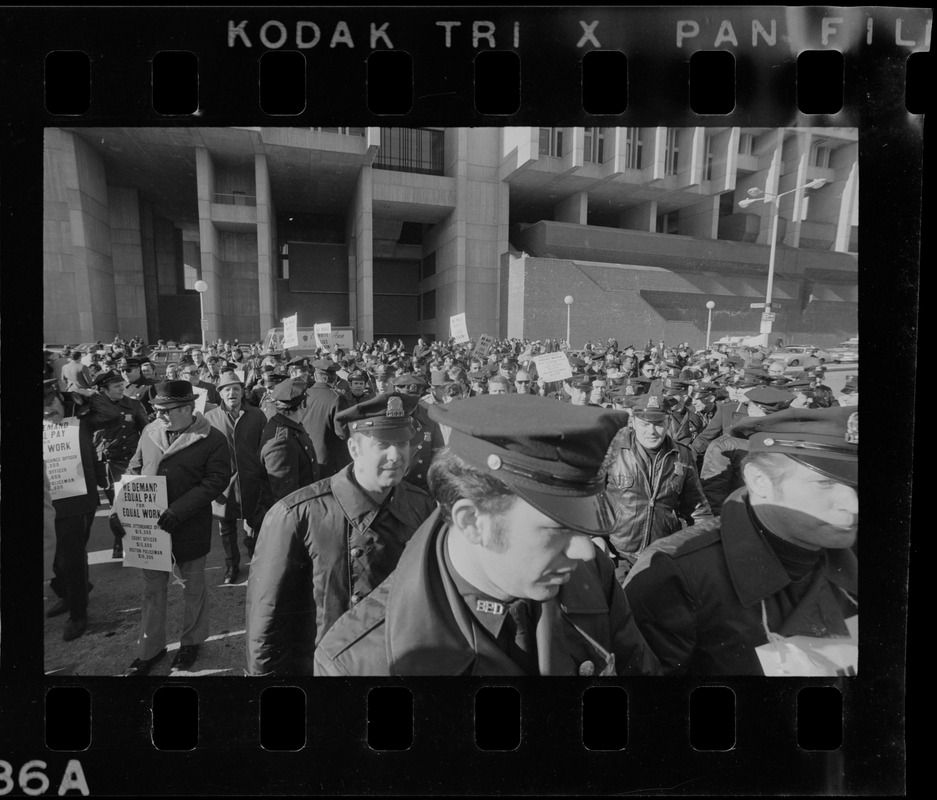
top-left (605, 429), bottom-right (713, 570)
top-left (127, 413), bottom-right (232, 563)
top-left (259, 413), bottom-right (320, 502)
top-left (92, 395), bottom-right (149, 464)
top-left (699, 433), bottom-right (750, 515)
top-left (203, 404), bottom-right (272, 526)
top-left (313, 509), bottom-right (662, 677)
top-left (299, 382), bottom-right (351, 478)
top-left (245, 466), bottom-right (436, 675)
top-left (691, 400), bottom-right (749, 460)
top-left (623, 488), bottom-right (858, 676)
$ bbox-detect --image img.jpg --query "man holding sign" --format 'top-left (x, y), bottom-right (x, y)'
top-left (116, 380), bottom-right (231, 676)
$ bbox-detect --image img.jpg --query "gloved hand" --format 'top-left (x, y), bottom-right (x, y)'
top-left (109, 515), bottom-right (126, 539)
top-left (157, 509), bottom-right (182, 533)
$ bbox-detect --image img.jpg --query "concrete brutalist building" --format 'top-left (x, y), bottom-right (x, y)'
top-left (44, 126), bottom-right (857, 348)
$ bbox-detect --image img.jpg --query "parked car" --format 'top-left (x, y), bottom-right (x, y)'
top-left (148, 348), bottom-right (187, 374)
top-left (777, 345), bottom-right (832, 364)
top-left (766, 347), bottom-right (822, 369)
top-left (827, 339), bottom-right (859, 363)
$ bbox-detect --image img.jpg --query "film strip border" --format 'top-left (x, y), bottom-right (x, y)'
top-left (2, 7), bottom-right (931, 123)
top-left (4, 680), bottom-right (881, 794)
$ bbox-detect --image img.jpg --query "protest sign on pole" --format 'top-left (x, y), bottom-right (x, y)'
top-left (471, 334), bottom-right (494, 360)
top-left (314, 322), bottom-right (332, 349)
top-left (282, 314), bottom-right (299, 348)
top-left (450, 313), bottom-right (470, 344)
top-left (533, 352), bottom-right (574, 383)
top-left (114, 476), bottom-right (173, 572)
top-left (42, 417), bottom-right (88, 501)
top-left (192, 386), bottom-right (208, 413)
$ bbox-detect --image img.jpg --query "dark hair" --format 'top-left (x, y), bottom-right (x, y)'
top-left (427, 447), bottom-right (517, 520)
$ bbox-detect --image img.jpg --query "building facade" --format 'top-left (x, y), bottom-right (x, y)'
top-left (44, 126), bottom-right (857, 348)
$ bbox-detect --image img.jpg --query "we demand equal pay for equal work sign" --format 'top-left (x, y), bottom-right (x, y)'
top-left (114, 475), bottom-right (173, 572)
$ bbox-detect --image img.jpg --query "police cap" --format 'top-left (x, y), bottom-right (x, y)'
top-left (427, 395), bottom-right (627, 536)
top-left (338, 393), bottom-right (419, 442)
top-left (630, 393), bottom-right (669, 422)
top-left (93, 369), bottom-right (124, 389)
top-left (312, 359), bottom-right (338, 373)
top-left (731, 406), bottom-right (858, 486)
top-left (348, 369), bottom-right (369, 383)
top-left (272, 378), bottom-right (308, 409)
top-left (391, 373), bottom-right (429, 394)
top-left (745, 386), bottom-right (796, 412)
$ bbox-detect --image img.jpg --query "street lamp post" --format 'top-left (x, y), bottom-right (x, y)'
top-left (705, 300), bottom-right (715, 349)
top-left (739, 177), bottom-right (827, 344)
top-left (194, 280), bottom-right (208, 349)
top-left (564, 295), bottom-right (573, 349)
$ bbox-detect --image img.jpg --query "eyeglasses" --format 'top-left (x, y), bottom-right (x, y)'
top-left (153, 407), bottom-right (182, 416)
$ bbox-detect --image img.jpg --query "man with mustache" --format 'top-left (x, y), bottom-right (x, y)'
top-left (623, 406), bottom-right (858, 676)
top-left (246, 393), bottom-right (436, 676)
top-left (314, 396), bottom-right (661, 676)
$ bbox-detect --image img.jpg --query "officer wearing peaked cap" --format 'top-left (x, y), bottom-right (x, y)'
top-left (624, 406), bottom-right (858, 676)
top-left (246, 393), bottom-right (436, 676)
top-left (298, 358), bottom-right (351, 479)
top-left (315, 395), bottom-right (662, 676)
top-left (259, 379), bottom-right (320, 502)
top-left (699, 386), bottom-right (796, 516)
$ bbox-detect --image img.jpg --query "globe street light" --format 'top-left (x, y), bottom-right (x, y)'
top-left (705, 300), bottom-right (716, 349)
top-left (564, 295), bottom-right (574, 349)
top-left (739, 177), bottom-right (827, 343)
top-left (194, 279), bottom-right (208, 349)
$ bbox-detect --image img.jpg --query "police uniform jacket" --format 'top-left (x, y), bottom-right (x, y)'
top-left (606, 429), bottom-right (713, 569)
top-left (405, 400), bottom-right (446, 490)
top-left (127, 414), bottom-right (232, 564)
top-left (259, 413), bottom-right (320, 501)
top-left (92, 394), bottom-right (149, 464)
top-left (300, 382), bottom-right (351, 478)
top-left (699, 433), bottom-right (750, 515)
top-left (245, 465), bottom-right (436, 675)
top-left (313, 509), bottom-right (662, 677)
top-left (123, 378), bottom-right (156, 413)
top-left (667, 404), bottom-right (704, 447)
top-left (204, 404), bottom-right (272, 525)
top-left (623, 488), bottom-right (858, 676)
top-left (691, 401), bottom-right (748, 460)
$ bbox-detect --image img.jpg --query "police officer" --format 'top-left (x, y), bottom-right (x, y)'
top-left (91, 369), bottom-right (150, 558)
top-left (119, 357), bottom-right (156, 414)
top-left (699, 387), bottom-right (795, 516)
top-left (347, 368), bottom-right (374, 405)
top-left (662, 378), bottom-right (704, 447)
top-left (246, 394), bottom-right (437, 675)
top-left (371, 364), bottom-right (397, 395)
top-left (624, 406), bottom-right (859, 676)
top-left (605, 392), bottom-right (713, 582)
top-left (259, 378), bottom-right (320, 502)
top-left (299, 359), bottom-right (351, 479)
top-left (314, 395), bottom-right (662, 677)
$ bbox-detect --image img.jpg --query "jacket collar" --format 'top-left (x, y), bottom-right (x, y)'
top-left (146, 412), bottom-right (212, 458)
top-left (720, 489), bottom-right (858, 606)
top-left (383, 509), bottom-right (613, 676)
top-left (330, 464), bottom-right (416, 533)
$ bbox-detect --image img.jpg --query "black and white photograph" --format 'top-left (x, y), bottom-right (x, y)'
top-left (3, 4), bottom-right (924, 795)
top-left (40, 124), bottom-right (862, 679)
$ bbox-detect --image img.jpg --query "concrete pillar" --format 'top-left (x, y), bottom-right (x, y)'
top-left (43, 129), bottom-right (118, 342)
top-left (139, 202), bottom-right (160, 342)
top-left (679, 196), bottom-right (720, 238)
top-left (195, 147), bottom-right (223, 344)
top-left (352, 166), bottom-right (374, 341)
top-left (254, 153), bottom-right (277, 333)
top-left (109, 186), bottom-right (149, 339)
top-left (554, 191), bottom-right (588, 224)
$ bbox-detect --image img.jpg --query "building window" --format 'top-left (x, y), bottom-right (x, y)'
top-left (665, 129), bottom-right (679, 175)
top-left (624, 127), bottom-right (643, 169)
top-left (583, 127), bottom-right (606, 163)
top-left (539, 127), bottom-right (563, 157)
top-left (811, 141), bottom-right (833, 168)
top-left (738, 132), bottom-right (754, 155)
top-left (420, 289), bottom-right (436, 320)
top-left (719, 192), bottom-right (736, 217)
top-left (309, 127), bottom-right (365, 136)
top-left (374, 128), bottom-right (445, 175)
top-left (421, 251), bottom-right (436, 280)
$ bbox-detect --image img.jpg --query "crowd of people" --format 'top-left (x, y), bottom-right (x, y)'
top-left (43, 332), bottom-right (858, 676)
